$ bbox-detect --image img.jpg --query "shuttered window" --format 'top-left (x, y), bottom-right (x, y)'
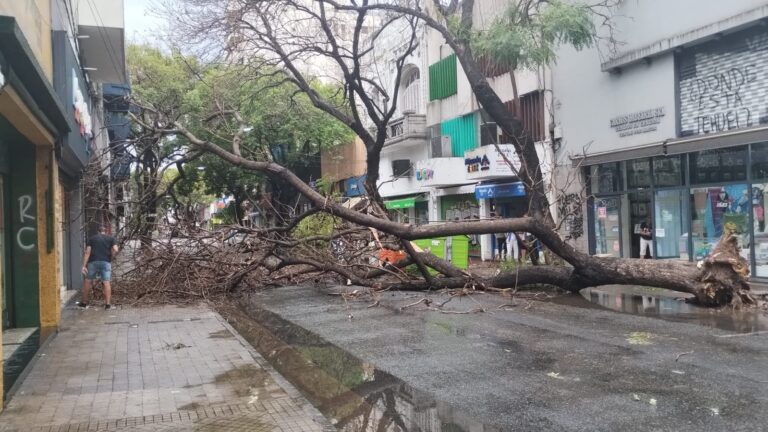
top-left (429, 54), bottom-right (457, 101)
top-left (501, 91), bottom-right (545, 143)
top-left (441, 113), bottom-right (477, 157)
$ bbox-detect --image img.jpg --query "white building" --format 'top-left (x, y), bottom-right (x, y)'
top-left (552, 1), bottom-right (768, 278)
top-left (376, 0), bottom-right (553, 261)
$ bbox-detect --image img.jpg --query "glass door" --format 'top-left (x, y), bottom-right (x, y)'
top-left (594, 197), bottom-right (622, 257)
top-left (654, 190), bottom-right (688, 259)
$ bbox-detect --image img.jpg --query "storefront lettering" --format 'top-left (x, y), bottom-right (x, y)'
top-left (678, 28), bottom-right (768, 136)
top-left (465, 155), bottom-right (490, 173)
top-left (415, 168), bottom-right (434, 181)
top-left (16, 195), bottom-right (35, 251)
top-left (609, 107), bottom-right (665, 137)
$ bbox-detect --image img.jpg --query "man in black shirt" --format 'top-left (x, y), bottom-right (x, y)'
top-left (77, 225), bottom-right (119, 309)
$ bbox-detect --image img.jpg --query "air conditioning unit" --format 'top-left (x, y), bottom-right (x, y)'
top-left (392, 159), bottom-right (411, 177)
top-left (430, 135), bottom-right (452, 158)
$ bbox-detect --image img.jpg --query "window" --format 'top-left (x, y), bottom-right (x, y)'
top-left (626, 158), bottom-right (651, 189)
top-left (428, 54), bottom-right (457, 101)
top-left (588, 163), bottom-right (623, 194)
top-left (752, 142), bottom-right (768, 181)
top-left (500, 91), bottom-right (545, 143)
top-left (401, 68), bottom-right (421, 114)
top-left (652, 156), bottom-right (684, 187)
top-left (690, 146), bottom-right (747, 184)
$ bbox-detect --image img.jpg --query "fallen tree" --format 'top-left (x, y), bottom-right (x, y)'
top-left (124, 0), bottom-right (755, 307)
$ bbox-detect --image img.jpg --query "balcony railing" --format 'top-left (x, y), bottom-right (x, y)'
top-left (384, 113), bottom-right (428, 147)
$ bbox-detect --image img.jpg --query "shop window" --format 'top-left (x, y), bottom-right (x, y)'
top-left (588, 162), bottom-right (623, 194)
top-left (751, 142), bottom-right (768, 181)
top-left (626, 158), bottom-right (651, 189)
top-left (690, 185), bottom-right (751, 265)
top-left (652, 156), bottom-right (684, 187)
top-left (689, 146), bottom-right (747, 185)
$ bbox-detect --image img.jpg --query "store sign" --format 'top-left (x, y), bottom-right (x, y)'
top-left (464, 144), bottom-right (521, 180)
top-left (678, 27), bottom-right (768, 137)
top-left (609, 107), bottom-right (665, 137)
top-left (474, 182), bottom-right (526, 200)
top-left (72, 69), bottom-right (93, 139)
top-left (415, 167), bottom-right (434, 181)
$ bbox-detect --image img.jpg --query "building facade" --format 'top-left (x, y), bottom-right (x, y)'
top-left (552, 1), bottom-right (768, 277)
top-left (0, 0), bottom-right (127, 407)
top-left (375, 0), bottom-right (553, 261)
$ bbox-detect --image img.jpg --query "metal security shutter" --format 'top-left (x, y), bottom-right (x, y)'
top-left (441, 113), bottom-right (477, 156)
top-left (428, 54), bottom-right (457, 101)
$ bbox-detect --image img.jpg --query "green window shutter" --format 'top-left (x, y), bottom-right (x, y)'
top-left (440, 113), bottom-right (477, 157)
top-left (428, 54), bottom-right (457, 101)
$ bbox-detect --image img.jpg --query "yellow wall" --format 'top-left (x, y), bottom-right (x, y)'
top-left (0, 0), bottom-right (53, 82)
top-left (37, 148), bottom-right (61, 328)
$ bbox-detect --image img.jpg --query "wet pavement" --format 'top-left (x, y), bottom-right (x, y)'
top-left (229, 285), bottom-right (768, 432)
top-left (0, 304), bottom-right (332, 431)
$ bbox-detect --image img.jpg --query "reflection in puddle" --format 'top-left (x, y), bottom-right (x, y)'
top-left (3, 327), bottom-right (56, 396)
top-left (557, 286), bottom-right (768, 333)
top-left (219, 298), bottom-right (501, 432)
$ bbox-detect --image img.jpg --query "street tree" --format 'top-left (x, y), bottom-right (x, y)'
top-left (138, 0), bottom-right (753, 306)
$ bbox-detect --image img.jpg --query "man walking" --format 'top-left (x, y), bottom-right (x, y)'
top-left (77, 225), bottom-right (119, 309)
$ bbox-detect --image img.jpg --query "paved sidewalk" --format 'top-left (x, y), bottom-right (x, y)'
top-left (0, 304), bottom-right (332, 431)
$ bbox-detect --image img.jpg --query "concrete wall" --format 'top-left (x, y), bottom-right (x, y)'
top-left (76, 0), bottom-right (124, 28)
top-left (0, 0), bottom-right (53, 81)
top-left (379, 144), bottom-right (429, 198)
top-left (553, 0), bottom-right (768, 158)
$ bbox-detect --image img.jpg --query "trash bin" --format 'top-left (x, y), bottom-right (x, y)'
top-left (413, 236), bottom-right (469, 273)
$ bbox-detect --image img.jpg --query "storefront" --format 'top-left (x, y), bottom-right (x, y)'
top-left (587, 144), bottom-right (768, 277)
top-left (384, 195), bottom-right (429, 225)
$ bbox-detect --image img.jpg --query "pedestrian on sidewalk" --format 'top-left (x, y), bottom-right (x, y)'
top-left (77, 225), bottom-right (119, 310)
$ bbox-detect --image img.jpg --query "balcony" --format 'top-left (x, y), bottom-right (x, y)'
top-left (384, 113), bottom-right (428, 148)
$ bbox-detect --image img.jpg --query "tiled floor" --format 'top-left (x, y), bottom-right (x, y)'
top-left (0, 304), bottom-right (332, 431)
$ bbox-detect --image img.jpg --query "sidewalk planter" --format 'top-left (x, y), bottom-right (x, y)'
top-left (413, 236), bottom-right (470, 274)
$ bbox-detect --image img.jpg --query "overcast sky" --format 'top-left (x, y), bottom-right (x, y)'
top-left (124, 0), bottom-right (164, 45)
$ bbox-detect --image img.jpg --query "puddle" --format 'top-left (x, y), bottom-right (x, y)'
top-left (213, 364), bottom-right (275, 399)
top-left (218, 299), bottom-right (503, 432)
top-left (3, 327), bottom-right (56, 397)
top-left (551, 285), bottom-right (768, 333)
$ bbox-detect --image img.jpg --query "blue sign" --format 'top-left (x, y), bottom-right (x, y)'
top-left (345, 175), bottom-right (367, 197)
top-left (475, 182), bottom-right (526, 199)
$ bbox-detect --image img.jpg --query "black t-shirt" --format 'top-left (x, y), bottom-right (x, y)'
top-left (640, 222), bottom-right (653, 240)
top-left (87, 234), bottom-right (116, 263)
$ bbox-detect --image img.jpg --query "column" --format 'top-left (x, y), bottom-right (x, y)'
top-left (479, 198), bottom-right (493, 261)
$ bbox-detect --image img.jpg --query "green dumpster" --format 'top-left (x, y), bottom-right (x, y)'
top-left (413, 236), bottom-right (469, 274)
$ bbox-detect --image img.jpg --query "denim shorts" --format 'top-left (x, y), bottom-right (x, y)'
top-left (87, 261), bottom-right (112, 282)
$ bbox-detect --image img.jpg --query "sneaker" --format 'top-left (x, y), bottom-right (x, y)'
top-left (76, 302), bottom-right (88, 309)
top-left (104, 304), bottom-right (114, 310)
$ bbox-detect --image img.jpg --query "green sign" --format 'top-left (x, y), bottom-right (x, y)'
top-left (385, 197), bottom-right (416, 209)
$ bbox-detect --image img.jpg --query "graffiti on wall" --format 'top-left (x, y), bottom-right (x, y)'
top-left (679, 28), bottom-right (768, 137)
top-left (558, 193), bottom-right (583, 240)
top-left (16, 195), bottom-right (36, 251)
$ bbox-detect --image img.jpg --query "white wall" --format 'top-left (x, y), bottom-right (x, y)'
top-left (76, 0), bottom-right (124, 28)
top-left (378, 144), bottom-right (429, 198)
top-left (606, 0), bottom-right (767, 54)
top-left (553, 48), bottom-right (677, 156)
top-left (554, 0), bottom-right (768, 159)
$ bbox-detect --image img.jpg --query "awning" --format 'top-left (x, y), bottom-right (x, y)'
top-left (475, 182), bottom-right (526, 199)
top-left (384, 197), bottom-right (416, 209)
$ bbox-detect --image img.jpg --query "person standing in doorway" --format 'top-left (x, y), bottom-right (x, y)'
top-left (77, 225), bottom-right (119, 309)
top-left (639, 216), bottom-right (653, 259)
